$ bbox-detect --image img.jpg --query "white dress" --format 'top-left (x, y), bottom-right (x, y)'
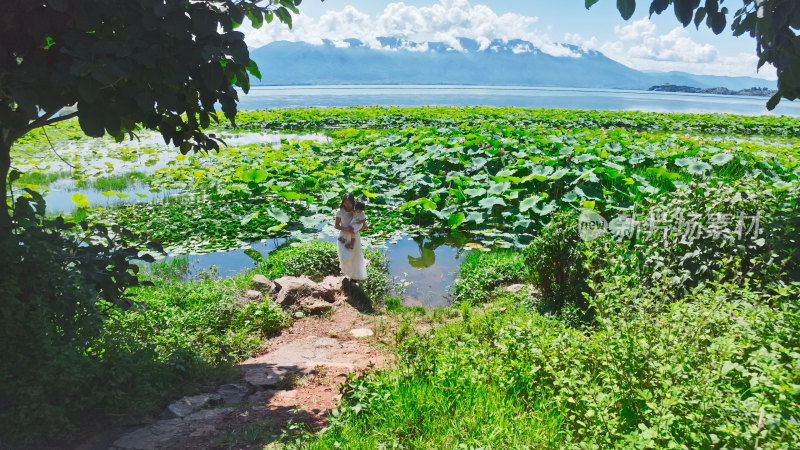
top-left (336, 208), bottom-right (368, 280)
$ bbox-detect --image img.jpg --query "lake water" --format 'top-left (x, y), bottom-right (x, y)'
top-left (42, 85), bottom-right (800, 308)
top-left (237, 85), bottom-right (800, 117)
top-left (162, 233), bottom-right (464, 308)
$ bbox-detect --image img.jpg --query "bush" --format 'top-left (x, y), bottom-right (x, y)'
top-left (234, 299), bottom-right (291, 337)
top-left (308, 282), bottom-right (800, 449)
top-left (609, 179), bottom-right (800, 299)
top-left (360, 249), bottom-right (391, 310)
top-left (258, 240), bottom-right (340, 280)
top-left (451, 249), bottom-right (528, 304)
top-left (524, 211), bottom-right (596, 321)
top-left (0, 191), bottom-right (152, 445)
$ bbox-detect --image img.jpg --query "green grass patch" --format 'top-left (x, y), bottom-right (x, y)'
top-left (13, 170), bottom-right (72, 186)
top-left (81, 171), bottom-right (149, 191)
top-left (301, 281), bottom-right (800, 449)
top-left (451, 248), bottom-right (528, 304)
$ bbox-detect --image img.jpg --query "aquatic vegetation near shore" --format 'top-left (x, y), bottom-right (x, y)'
top-left (8, 107), bottom-right (800, 254)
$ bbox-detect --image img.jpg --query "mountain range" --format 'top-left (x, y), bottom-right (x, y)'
top-left (249, 37), bottom-right (774, 91)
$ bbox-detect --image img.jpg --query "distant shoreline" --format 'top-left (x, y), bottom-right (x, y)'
top-left (648, 84), bottom-right (776, 97)
top-left (249, 83), bottom-right (776, 98)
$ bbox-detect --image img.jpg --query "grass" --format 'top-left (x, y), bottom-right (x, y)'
top-left (298, 278), bottom-right (800, 449)
top-left (13, 257), bottom-right (294, 444)
top-left (13, 170), bottom-right (72, 186)
top-left (451, 248), bottom-right (528, 304)
top-left (302, 297), bottom-right (567, 449)
top-left (81, 171), bottom-right (149, 191)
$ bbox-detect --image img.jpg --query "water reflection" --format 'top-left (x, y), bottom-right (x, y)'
top-left (388, 235), bottom-right (466, 308)
top-left (152, 234), bottom-right (468, 308)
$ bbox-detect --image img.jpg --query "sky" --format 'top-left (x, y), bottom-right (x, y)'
top-left (242, 0), bottom-right (776, 80)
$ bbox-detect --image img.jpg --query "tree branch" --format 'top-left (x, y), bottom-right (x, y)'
top-left (25, 110), bottom-right (59, 131)
top-left (36, 110), bottom-right (79, 129)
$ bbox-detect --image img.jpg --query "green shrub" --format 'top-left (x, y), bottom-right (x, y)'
top-left (524, 211), bottom-right (595, 321)
top-left (257, 240), bottom-right (340, 280)
top-left (0, 191), bottom-right (152, 445)
top-left (614, 179), bottom-right (799, 299)
top-left (234, 298), bottom-right (291, 337)
top-left (360, 249), bottom-right (390, 310)
top-left (307, 283), bottom-right (800, 449)
top-left (451, 249), bottom-right (528, 304)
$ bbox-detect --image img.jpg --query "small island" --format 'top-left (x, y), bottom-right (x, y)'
top-left (648, 84), bottom-right (776, 97)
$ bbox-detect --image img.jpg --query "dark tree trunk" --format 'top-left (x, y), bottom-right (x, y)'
top-left (0, 138), bottom-right (11, 238)
top-left (0, 137), bottom-right (13, 274)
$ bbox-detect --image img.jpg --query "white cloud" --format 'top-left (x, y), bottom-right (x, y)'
top-left (242, 0), bottom-right (579, 57)
top-left (567, 17), bottom-right (776, 80)
top-left (242, 4), bottom-right (776, 79)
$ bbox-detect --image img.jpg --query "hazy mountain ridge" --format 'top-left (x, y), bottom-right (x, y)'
top-left (250, 37), bottom-right (775, 91)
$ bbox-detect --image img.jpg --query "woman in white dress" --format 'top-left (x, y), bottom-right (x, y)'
top-left (334, 193), bottom-right (368, 280)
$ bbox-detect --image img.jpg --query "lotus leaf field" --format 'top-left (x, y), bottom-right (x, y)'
top-left (10, 107), bottom-right (800, 254)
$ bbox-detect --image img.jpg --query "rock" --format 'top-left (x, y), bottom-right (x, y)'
top-left (111, 408), bottom-right (232, 450)
top-left (505, 284), bottom-right (526, 294)
top-left (247, 389), bottom-right (274, 404)
top-left (216, 384), bottom-right (247, 405)
top-left (166, 393), bottom-right (222, 418)
top-left (252, 274), bottom-right (270, 289)
top-left (243, 363), bottom-right (292, 388)
top-left (271, 276), bottom-right (317, 306)
top-left (111, 418), bottom-right (184, 449)
top-left (245, 290), bottom-right (263, 301)
top-left (183, 408), bottom-right (230, 422)
top-left (301, 299), bottom-right (334, 315)
top-left (349, 328), bottom-right (374, 338)
top-left (317, 275), bottom-right (345, 302)
top-left (313, 337), bottom-right (340, 348)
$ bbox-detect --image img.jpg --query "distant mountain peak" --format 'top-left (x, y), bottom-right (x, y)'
top-left (249, 37), bottom-right (774, 91)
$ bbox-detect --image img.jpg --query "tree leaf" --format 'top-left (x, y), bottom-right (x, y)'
top-left (616, 0), bottom-right (636, 20)
top-left (650, 0), bottom-right (669, 15)
top-left (674, 0), bottom-right (700, 26)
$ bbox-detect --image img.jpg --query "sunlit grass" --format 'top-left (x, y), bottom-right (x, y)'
top-left (13, 170), bottom-right (72, 186)
top-left (81, 171), bottom-right (150, 191)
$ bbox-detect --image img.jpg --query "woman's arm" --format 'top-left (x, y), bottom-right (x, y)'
top-left (334, 216), bottom-right (353, 232)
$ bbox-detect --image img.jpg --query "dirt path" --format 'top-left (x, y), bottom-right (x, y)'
top-left (78, 303), bottom-right (389, 450)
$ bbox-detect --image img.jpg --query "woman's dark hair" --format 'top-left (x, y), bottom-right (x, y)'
top-left (340, 192), bottom-right (356, 209)
top-left (354, 201), bottom-right (366, 211)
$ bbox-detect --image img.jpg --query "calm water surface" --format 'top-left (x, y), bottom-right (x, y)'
top-left (238, 85), bottom-right (800, 117)
top-left (73, 85), bottom-right (800, 307)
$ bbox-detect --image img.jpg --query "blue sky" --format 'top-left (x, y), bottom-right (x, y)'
top-left (243, 0), bottom-right (774, 79)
